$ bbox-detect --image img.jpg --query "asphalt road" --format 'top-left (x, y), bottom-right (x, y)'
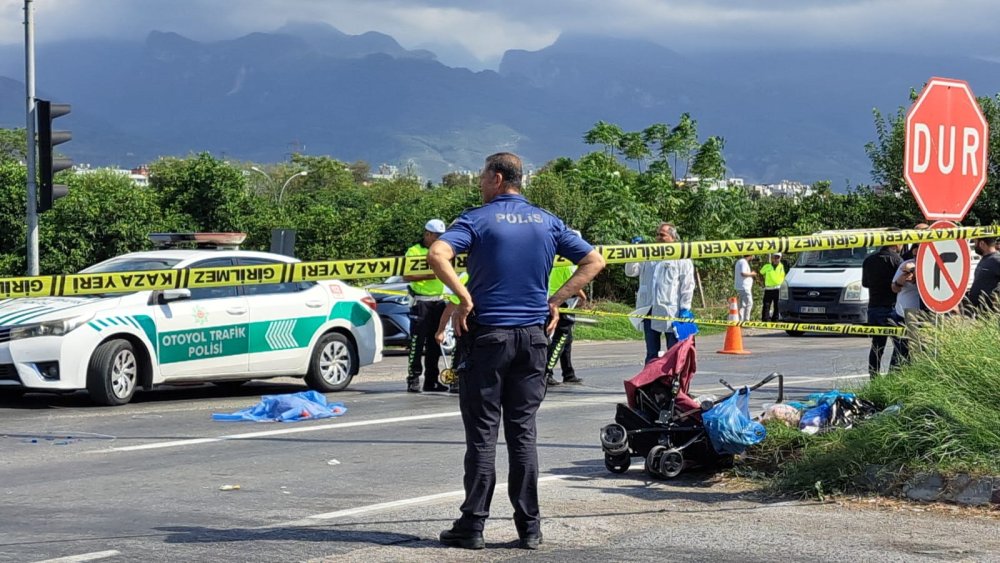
top-left (1, 333), bottom-right (997, 562)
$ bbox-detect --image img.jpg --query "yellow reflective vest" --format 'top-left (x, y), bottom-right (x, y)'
top-left (760, 262), bottom-right (786, 289)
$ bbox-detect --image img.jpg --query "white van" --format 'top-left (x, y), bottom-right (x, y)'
top-left (778, 229), bottom-right (980, 335)
top-left (777, 232), bottom-right (878, 335)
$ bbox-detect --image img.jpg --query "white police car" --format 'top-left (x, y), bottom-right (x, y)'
top-left (0, 234), bottom-right (383, 405)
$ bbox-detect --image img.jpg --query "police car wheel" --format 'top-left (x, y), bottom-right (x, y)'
top-left (87, 339), bottom-right (138, 406)
top-left (785, 330), bottom-right (804, 337)
top-left (305, 332), bottom-right (356, 392)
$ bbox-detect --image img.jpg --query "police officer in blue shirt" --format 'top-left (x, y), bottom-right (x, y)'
top-left (427, 152), bottom-right (605, 550)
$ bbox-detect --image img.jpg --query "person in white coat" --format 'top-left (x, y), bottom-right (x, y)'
top-left (626, 223), bottom-right (696, 364)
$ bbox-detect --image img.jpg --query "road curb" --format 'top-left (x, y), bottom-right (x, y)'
top-left (901, 472), bottom-right (999, 507)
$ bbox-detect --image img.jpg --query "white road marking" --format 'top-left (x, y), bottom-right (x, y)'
top-left (98, 411), bottom-right (463, 453)
top-left (94, 373), bottom-right (867, 454)
top-left (268, 474), bottom-right (571, 528)
top-left (32, 551), bottom-right (120, 563)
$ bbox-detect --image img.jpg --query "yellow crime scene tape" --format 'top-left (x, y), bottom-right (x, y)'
top-left (0, 226), bottom-right (995, 299)
top-left (558, 308), bottom-right (906, 337)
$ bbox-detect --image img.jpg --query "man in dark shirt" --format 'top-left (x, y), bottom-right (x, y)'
top-left (862, 243), bottom-right (902, 378)
top-left (427, 152), bottom-right (605, 551)
top-left (967, 237), bottom-right (1000, 310)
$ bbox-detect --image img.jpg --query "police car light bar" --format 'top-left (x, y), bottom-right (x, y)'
top-left (149, 233), bottom-right (247, 250)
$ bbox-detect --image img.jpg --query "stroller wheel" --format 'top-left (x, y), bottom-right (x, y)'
top-left (644, 445), bottom-right (667, 478)
top-left (604, 453), bottom-right (631, 474)
top-left (659, 448), bottom-right (685, 479)
top-left (600, 423), bottom-right (629, 456)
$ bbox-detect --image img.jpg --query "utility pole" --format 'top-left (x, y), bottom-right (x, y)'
top-left (24, 0), bottom-right (38, 276)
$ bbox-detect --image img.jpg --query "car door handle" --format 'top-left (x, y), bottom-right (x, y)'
top-left (226, 307), bottom-right (248, 316)
top-left (305, 300), bottom-right (325, 308)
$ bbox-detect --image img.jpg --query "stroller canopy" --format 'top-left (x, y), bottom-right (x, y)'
top-left (624, 338), bottom-right (701, 414)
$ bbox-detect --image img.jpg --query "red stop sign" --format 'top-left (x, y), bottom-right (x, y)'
top-left (904, 77), bottom-right (989, 221)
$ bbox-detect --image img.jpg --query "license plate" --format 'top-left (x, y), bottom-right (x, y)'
top-left (801, 306), bottom-right (825, 314)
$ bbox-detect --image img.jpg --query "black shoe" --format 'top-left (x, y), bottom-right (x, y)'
top-left (407, 380), bottom-right (421, 393)
top-left (562, 375), bottom-right (584, 385)
top-left (545, 375), bottom-right (560, 386)
top-left (439, 526), bottom-right (485, 550)
top-left (518, 532), bottom-right (543, 550)
top-left (423, 383), bottom-right (448, 392)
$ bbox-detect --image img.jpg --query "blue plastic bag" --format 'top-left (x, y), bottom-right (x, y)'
top-left (702, 387), bottom-right (766, 454)
top-left (673, 308), bottom-right (699, 342)
top-left (799, 402), bottom-right (831, 434)
top-left (212, 390), bottom-right (347, 422)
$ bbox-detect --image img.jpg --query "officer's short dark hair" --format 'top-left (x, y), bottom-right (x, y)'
top-left (978, 237), bottom-right (997, 246)
top-left (485, 152), bottom-right (522, 189)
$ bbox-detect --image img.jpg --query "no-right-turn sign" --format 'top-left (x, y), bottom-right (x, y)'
top-left (916, 220), bottom-right (971, 313)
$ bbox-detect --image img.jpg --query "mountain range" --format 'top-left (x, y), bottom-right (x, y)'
top-left (2, 21), bottom-right (1000, 186)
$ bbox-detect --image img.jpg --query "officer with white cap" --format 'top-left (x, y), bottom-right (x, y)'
top-left (759, 252), bottom-right (786, 322)
top-left (403, 219), bottom-right (449, 392)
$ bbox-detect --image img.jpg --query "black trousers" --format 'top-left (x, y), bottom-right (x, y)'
top-left (407, 299), bottom-right (445, 383)
top-left (456, 324), bottom-right (547, 536)
top-left (545, 315), bottom-right (575, 379)
top-left (762, 288), bottom-right (780, 322)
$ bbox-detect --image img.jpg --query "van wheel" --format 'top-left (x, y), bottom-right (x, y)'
top-left (785, 330), bottom-right (804, 336)
top-left (87, 339), bottom-right (138, 406)
top-left (305, 333), bottom-right (356, 392)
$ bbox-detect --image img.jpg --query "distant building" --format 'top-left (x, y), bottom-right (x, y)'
top-left (745, 180), bottom-right (814, 198)
top-left (370, 164), bottom-right (400, 181)
top-left (73, 164), bottom-right (149, 187)
top-left (678, 176), bottom-right (745, 191)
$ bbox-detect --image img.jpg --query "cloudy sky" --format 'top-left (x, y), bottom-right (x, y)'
top-left (1, 0), bottom-right (998, 68)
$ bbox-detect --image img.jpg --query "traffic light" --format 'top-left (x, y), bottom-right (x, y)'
top-left (36, 99), bottom-right (72, 213)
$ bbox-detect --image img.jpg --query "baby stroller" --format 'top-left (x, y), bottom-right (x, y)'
top-left (599, 338), bottom-right (783, 479)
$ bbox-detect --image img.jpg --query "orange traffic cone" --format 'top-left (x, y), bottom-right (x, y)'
top-left (717, 296), bottom-right (751, 355)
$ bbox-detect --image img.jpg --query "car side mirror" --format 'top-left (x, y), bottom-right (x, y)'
top-left (160, 288), bottom-right (192, 304)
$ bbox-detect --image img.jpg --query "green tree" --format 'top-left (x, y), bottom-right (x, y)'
top-left (619, 131), bottom-right (651, 172)
top-left (0, 161), bottom-right (27, 274)
top-left (689, 135), bottom-right (726, 180)
top-left (348, 160), bottom-right (371, 184)
top-left (668, 113), bottom-right (700, 178)
top-left (864, 104), bottom-right (909, 194)
top-left (583, 121), bottom-right (625, 157)
top-left (149, 153), bottom-right (260, 233)
top-left (39, 170), bottom-right (175, 274)
top-left (0, 128), bottom-right (28, 163)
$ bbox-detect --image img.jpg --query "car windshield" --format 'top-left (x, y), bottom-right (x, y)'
top-left (796, 247), bottom-right (877, 268)
top-left (80, 258), bottom-right (182, 274)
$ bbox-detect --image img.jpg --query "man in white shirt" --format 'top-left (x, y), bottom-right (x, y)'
top-left (733, 254), bottom-right (757, 322)
top-left (626, 223), bottom-right (696, 364)
top-left (890, 259), bottom-right (919, 365)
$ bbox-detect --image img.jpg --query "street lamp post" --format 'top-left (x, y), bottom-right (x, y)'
top-left (278, 171), bottom-right (308, 204)
top-left (249, 166), bottom-right (274, 195)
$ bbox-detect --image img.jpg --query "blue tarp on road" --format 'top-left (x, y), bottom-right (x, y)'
top-left (212, 390), bottom-right (347, 422)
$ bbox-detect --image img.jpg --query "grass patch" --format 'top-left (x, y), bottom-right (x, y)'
top-left (743, 311), bottom-right (1000, 495)
top-left (573, 301), bottom-right (643, 341)
top-left (572, 300), bottom-right (728, 340)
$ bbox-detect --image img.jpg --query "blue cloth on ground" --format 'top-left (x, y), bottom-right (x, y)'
top-left (787, 389), bottom-right (856, 411)
top-left (673, 308), bottom-right (699, 341)
top-left (212, 390), bottom-right (347, 422)
top-left (702, 387), bottom-right (766, 454)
